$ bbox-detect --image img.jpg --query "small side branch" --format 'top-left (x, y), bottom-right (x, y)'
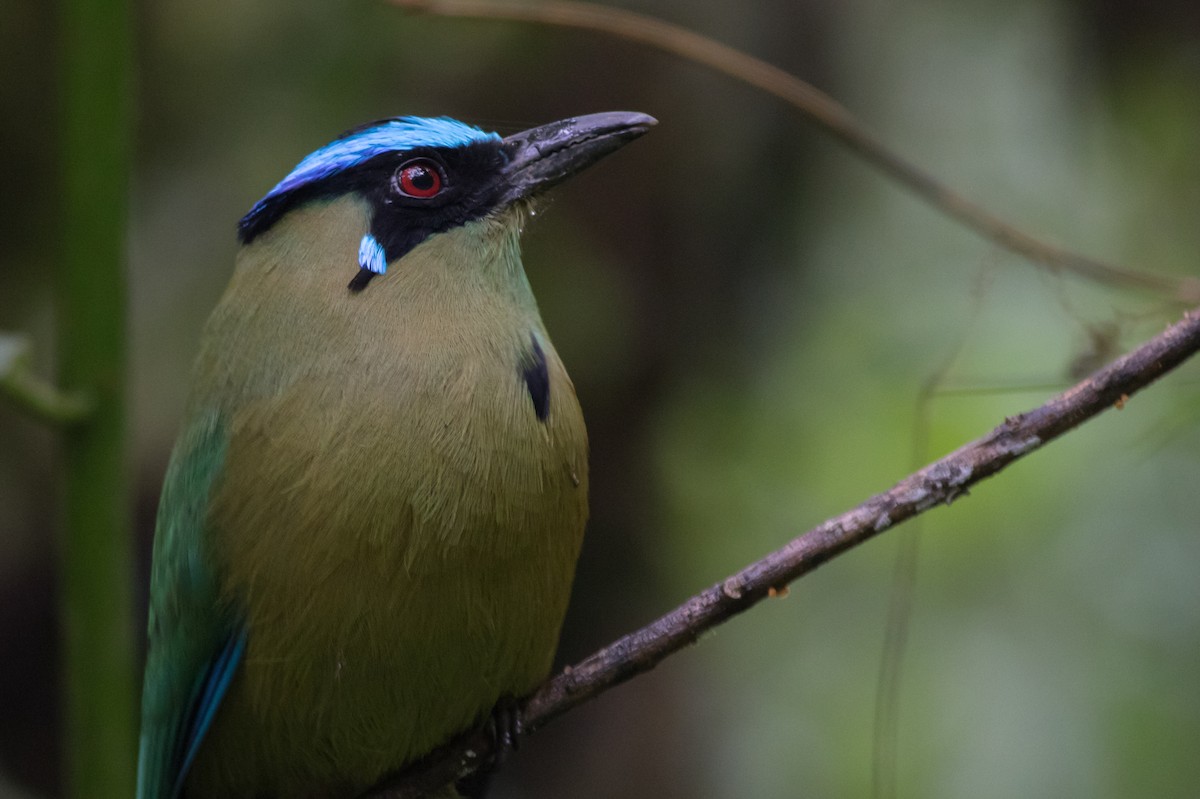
top-left (0, 334), bottom-right (92, 426)
top-left (367, 306), bottom-right (1200, 798)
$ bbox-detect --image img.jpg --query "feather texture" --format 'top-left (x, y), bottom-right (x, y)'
top-left (139, 195), bottom-right (588, 798)
top-left (137, 410), bottom-right (237, 799)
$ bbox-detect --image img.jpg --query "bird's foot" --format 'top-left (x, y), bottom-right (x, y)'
top-left (488, 695), bottom-right (524, 763)
top-left (455, 697), bottom-right (524, 798)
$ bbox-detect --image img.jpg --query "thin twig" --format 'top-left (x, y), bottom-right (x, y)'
top-left (367, 308), bottom-right (1200, 797)
top-left (0, 334), bottom-right (93, 426)
top-left (390, 0), bottom-right (1200, 304)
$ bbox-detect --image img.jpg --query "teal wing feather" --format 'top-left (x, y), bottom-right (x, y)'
top-left (137, 409), bottom-right (243, 799)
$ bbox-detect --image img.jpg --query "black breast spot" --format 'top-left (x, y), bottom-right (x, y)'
top-left (520, 335), bottom-right (550, 422)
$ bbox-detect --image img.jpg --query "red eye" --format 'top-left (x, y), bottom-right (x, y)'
top-left (394, 160), bottom-right (443, 198)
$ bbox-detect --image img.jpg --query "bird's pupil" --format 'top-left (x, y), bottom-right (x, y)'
top-left (409, 168), bottom-right (434, 191)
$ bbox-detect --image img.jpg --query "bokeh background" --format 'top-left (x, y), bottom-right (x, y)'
top-left (3, 0), bottom-right (1200, 797)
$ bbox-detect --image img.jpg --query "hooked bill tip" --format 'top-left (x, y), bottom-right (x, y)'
top-left (498, 111), bottom-right (657, 202)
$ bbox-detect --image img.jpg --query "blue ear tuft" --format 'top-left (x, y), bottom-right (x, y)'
top-left (357, 232), bottom-right (388, 276)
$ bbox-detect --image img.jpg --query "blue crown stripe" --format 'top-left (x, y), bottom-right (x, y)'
top-left (261, 117), bottom-right (499, 204)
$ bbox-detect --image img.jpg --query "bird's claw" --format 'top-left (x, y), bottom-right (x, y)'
top-left (489, 696), bottom-right (524, 763)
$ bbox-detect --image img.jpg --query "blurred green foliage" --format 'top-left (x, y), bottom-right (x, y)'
top-left (2, 0), bottom-right (1198, 797)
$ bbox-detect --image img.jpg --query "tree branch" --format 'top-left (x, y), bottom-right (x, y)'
top-left (390, 0), bottom-right (1200, 304)
top-left (0, 333), bottom-right (93, 426)
top-left (365, 309), bottom-right (1200, 797)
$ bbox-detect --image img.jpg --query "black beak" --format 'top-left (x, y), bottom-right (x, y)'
top-left (499, 111), bottom-right (657, 205)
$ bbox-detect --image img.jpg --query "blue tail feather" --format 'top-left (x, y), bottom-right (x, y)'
top-left (170, 630), bottom-right (247, 798)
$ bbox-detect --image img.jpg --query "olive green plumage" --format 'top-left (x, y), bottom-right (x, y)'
top-left (196, 198), bottom-right (586, 795)
top-left (138, 112), bottom-right (653, 799)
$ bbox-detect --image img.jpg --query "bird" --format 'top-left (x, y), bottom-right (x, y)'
top-left (136, 111), bottom-right (656, 799)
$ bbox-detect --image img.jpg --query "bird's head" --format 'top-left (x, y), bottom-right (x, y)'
top-left (237, 112), bottom-right (656, 292)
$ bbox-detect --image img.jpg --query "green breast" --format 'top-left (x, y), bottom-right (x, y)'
top-left (184, 198), bottom-right (589, 796)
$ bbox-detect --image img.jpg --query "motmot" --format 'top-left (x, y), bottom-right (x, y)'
top-left (136, 111), bottom-right (655, 798)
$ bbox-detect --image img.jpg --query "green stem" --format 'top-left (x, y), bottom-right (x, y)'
top-left (0, 334), bottom-right (93, 425)
top-left (59, 0), bottom-right (137, 795)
